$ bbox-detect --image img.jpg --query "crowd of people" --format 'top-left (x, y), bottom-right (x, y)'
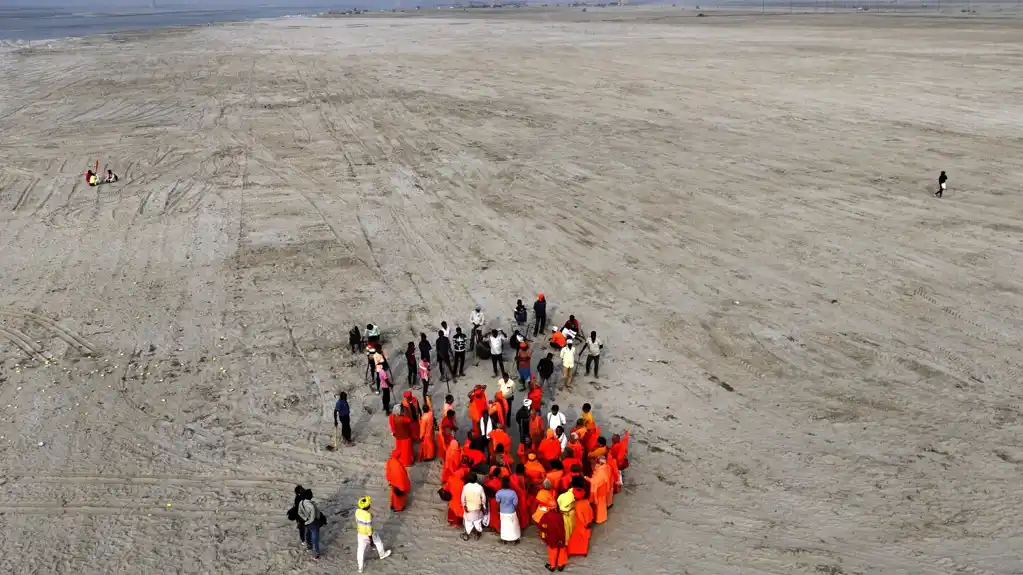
top-left (297, 295), bottom-right (624, 572)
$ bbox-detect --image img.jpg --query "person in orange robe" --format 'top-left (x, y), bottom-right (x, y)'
top-left (538, 506), bottom-right (568, 571)
top-left (610, 430), bottom-right (630, 467)
top-left (492, 443), bottom-right (513, 471)
top-left (566, 433), bottom-right (584, 462)
top-left (566, 487), bottom-right (593, 557)
top-left (402, 392), bottom-right (422, 443)
top-left (580, 403), bottom-right (596, 431)
top-left (440, 409), bottom-right (458, 452)
top-left (545, 459), bottom-right (565, 492)
top-left (529, 409), bottom-right (546, 446)
top-left (419, 408), bottom-right (437, 461)
top-left (483, 468), bottom-right (503, 532)
top-left (532, 480), bottom-right (557, 525)
top-left (516, 437), bottom-right (534, 466)
top-left (588, 436), bottom-right (609, 468)
top-left (583, 425), bottom-right (601, 455)
top-left (538, 429), bottom-right (562, 467)
top-left (489, 426), bottom-right (512, 457)
top-left (492, 392), bottom-right (508, 426)
top-left (524, 453), bottom-right (546, 490)
top-left (386, 449), bottom-right (411, 512)
top-left (511, 464), bottom-right (530, 530)
top-left (394, 408), bottom-right (415, 466)
top-left (463, 440), bottom-right (486, 469)
top-left (445, 468), bottom-right (466, 527)
top-left (561, 461), bottom-right (582, 493)
top-left (527, 381), bottom-right (543, 414)
top-left (442, 439), bottom-right (462, 483)
top-left (607, 453), bottom-right (621, 502)
top-left (589, 456), bottom-right (611, 524)
top-left (468, 386), bottom-right (488, 428)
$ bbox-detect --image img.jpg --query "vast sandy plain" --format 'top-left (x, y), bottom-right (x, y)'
top-left (1, 8), bottom-right (1022, 574)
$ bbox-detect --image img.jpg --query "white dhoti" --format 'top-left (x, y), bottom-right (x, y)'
top-left (940, 182), bottom-right (947, 191)
top-left (357, 533), bottom-right (385, 570)
top-left (464, 509), bottom-right (484, 534)
top-left (499, 512), bottom-right (521, 541)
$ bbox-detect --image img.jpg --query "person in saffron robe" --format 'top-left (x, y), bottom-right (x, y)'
top-left (532, 479), bottom-right (557, 525)
top-left (386, 449), bottom-right (411, 512)
top-left (489, 425), bottom-right (512, 459)
top-left (566, 487), bottom-right (593, 557)
top-left (483, 467), bottom-right (503, 533)
top-left (524, 453), bottom-right (546, 490)
top-left (588, 436), bottom-right (609, 467)
top-left (607, 452), bottom-right (621, 504)
top-left (463, 438), bottom-right (486, 469)
top-left (393, 407), bottom-right (415, 466)
top-left (610, 430), bottom-right (630, 489)
top-left (444, 468), bottom-right (466, 527)
top-left (583, 425), bottom-right (601, 455)
top-left (589, 456), bottom-right (611, 524)
top-left (517, 437), bottom-right (534, 466)
top-left (402, 392), bottom-right (422, 443)
top-left (529, 408), bottom-right (546, 448)
top-left (491, 443), bottom-right (512, 471)
top-left (491, 391), bottom-right (509, 426)
top-left (440, 409), bottom-right (458, 452)
top-left (565, 433), bottom-right (584, 463)
top-left (527, 380), bottom-right (544, 413)
top-left (441, 439), bottom-right (462, 483)
top-left (419, 407), bottom-right (437, 461)
top-left (580, 402), bottom-right (596, 429)
top-left (538, 429), bottom-right (562, 467)
top-left (538, 505), bottom-right (568, 572)
top-left (467, 386), bottom-right (488, 429)
top-left (511, 464), bottom-right (530, 530)
top-left (545, 459), bottom-right (565, 492)
top-left (561, 462), bottom-right (582, 493)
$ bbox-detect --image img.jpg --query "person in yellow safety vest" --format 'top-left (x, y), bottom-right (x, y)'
top-left (355, 496), bottom-right (392, 573)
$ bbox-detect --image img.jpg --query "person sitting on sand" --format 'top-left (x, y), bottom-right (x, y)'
top-left (105, 169), bottom-right (118, 183)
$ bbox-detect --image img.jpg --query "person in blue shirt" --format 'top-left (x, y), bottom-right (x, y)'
top-left (495, 477), bottom-right (521, 544)
top-left (334, 392), bottom-right (352, 445)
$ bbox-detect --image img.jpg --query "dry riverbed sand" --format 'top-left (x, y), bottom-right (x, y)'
top-left (1, 9), bottom-right (1022, 575)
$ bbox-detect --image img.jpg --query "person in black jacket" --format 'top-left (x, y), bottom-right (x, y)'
top-left (537, 352), bottom-right (555, 387)
top-left (936, 170), bottom-right (948, 198)
top-left (514, 299), bottom-right (528, 328)
top-left (514, 402), bottom-right (531, 444)
top-left (452, 327), bottom-right (468, 377)
top-left (419, 332), bottom-right (432, 363)
top-left (404, 342), bottom-right (417, 389)
top-left (435, 329), bottom-right (455, 383)
top-left (348, 326), bottom-right (362, 354)
top-left (334, 392), bottom-right (352, 445)
top-left (532, 294), bottom-right (547, 336)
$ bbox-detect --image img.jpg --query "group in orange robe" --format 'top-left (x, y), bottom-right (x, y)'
top-left (567, 488), bottom-right (593, 556)
top-left (419, 409), bottom-right (437, 461)
top-left (386, 449), bottom-right (411, 512)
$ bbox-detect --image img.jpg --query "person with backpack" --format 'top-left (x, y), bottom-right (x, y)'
top-left (297, 488), bottom-right (326, 560)
top-left (287, 484), bottom-right (308, 547)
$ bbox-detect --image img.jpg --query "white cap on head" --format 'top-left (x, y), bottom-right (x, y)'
top-left (552, 326), bottom-right (558, 332)
top-left (523, 399), bottom-right (533, 408)
top-left (566, 339), bottom-right (574, 345)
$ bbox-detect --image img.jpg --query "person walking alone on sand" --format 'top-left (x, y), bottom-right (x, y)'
top-left (533, 294), bottom-right (547, 336)
top-left (452, 326), bottom-right (468, 377)
top-left (936, 170), bottom-right (948, 198)
top-left (578, 331), bottom-right (603, 379)
top-left (334, 392), bottom-right (353, 445)
top-left (355, 496), bottom-right (392, 573)
top-left (287, 484), bottom-right (308, 547)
